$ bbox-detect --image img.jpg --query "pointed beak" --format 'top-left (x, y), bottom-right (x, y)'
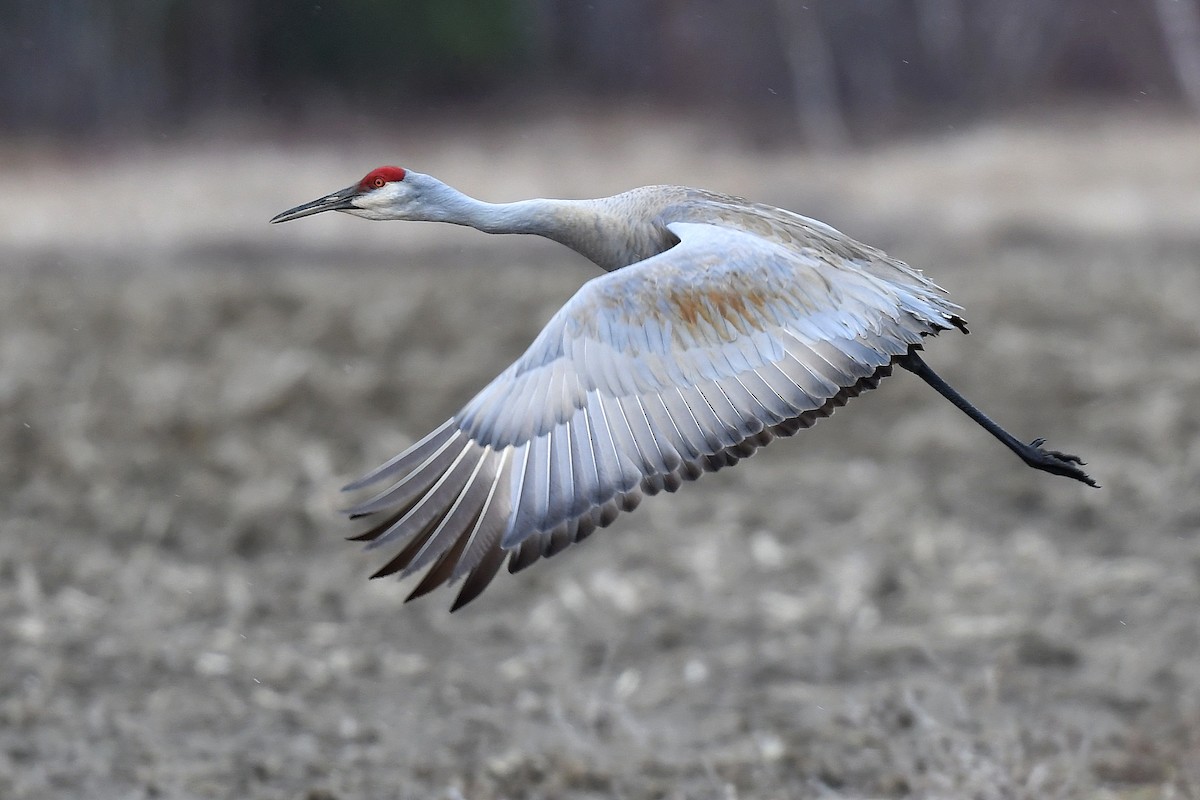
top-left (270, 185), bottom-right (359, 223)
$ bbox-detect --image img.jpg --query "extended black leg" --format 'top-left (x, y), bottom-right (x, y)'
top-left (897, 352), bottom-right (1098, 487)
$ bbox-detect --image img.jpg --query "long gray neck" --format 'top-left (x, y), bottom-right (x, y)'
top-left (459, 197), bottom-right (579, 239)
top-left (413, 176), bottom-right (665, 271)
top-left (418, 177), bottom-right (591, 239)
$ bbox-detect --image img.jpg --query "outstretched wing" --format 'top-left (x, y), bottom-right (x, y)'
top-left (344, 221), bottom-right (965, 609)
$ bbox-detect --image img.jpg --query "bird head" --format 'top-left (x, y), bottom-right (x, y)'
top-left (270, 166), bottom-right (420, 223)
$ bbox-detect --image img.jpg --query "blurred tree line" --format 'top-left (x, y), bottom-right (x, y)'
top-left (2, 0), bottom-right (1198, 141)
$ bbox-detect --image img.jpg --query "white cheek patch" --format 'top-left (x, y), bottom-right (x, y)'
top-left (348, 183), bottom-right (411, 220)
top-left (348, 192), bottom-right (384, 217)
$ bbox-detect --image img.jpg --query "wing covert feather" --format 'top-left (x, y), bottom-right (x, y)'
top-left (345, 220), bottom-right (964, 608)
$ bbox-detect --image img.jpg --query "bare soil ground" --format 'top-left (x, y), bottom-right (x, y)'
top-left (2, 112), bottom-right (1200, 799)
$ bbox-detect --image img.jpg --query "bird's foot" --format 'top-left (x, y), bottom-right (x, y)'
top-left (1022, 438), bottom-right (1099, 487)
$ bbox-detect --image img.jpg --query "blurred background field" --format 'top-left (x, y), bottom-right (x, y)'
top-left (3, 3), bottom-right (1200, 799)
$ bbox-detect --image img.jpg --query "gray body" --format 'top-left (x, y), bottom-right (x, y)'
top-left (271, 170), bottom-right (1091, 611)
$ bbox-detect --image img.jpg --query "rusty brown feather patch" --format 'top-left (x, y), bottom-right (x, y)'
top-left (665, 285), bottom-right (773, 344)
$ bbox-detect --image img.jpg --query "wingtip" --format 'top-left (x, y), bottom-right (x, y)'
top-left (405, 582), bottom-right (439, 604)
top-left (370, 562), bottom-right (403, 580)
top-left (449, 588), bottom-right (480, 613)
top-left (341, 477), bottom-right (372, 493)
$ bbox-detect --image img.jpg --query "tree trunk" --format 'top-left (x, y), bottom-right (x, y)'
top-left (772, 0), bottom-right (847, 147)
top-left (1156, 0), bottom-right (1200, 112)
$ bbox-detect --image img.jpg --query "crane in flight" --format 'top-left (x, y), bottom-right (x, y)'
top-left (272, 166), bottom-right (1096, 611)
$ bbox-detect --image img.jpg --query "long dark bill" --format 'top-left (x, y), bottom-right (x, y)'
top-left (270, 185), bottom-right (359, 223)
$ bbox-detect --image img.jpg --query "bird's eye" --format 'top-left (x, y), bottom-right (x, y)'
top-left (372, 176), bottom-right (386, 188)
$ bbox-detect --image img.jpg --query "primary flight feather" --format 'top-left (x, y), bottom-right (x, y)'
top-left (272, 167), bottom-right (1095, 611)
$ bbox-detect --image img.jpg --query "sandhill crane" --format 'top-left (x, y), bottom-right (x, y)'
top-left (272, 166), bottom-right (1096, 610)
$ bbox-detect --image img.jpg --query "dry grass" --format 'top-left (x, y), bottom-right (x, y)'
top-left (2, 112), bottom-right (1200, 799)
